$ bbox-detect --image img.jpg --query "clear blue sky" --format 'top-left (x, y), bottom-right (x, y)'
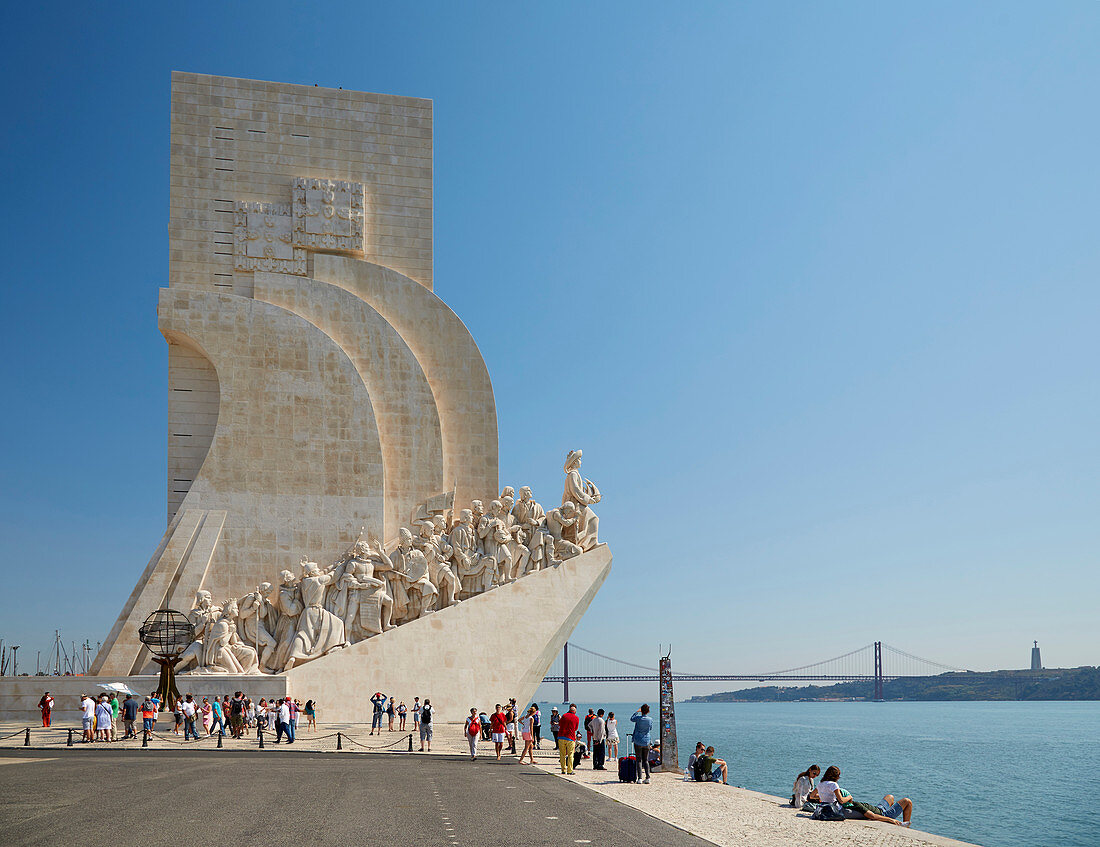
top-left (1, 2), bottom-right (1097, 696)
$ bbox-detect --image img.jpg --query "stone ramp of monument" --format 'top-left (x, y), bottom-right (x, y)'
top-left (92, 509), bottom-right (226, 676)
top-left (285, 544), bottom-right (612, 721)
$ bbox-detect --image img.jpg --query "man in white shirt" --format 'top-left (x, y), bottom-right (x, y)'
top-left (80, 694), bottom-right (95, 743)
top-left (277, 699), bottom-right (292, 743)
top-left (182, 694), bottom-right (199, 740)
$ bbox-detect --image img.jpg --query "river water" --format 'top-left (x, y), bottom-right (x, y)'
top-left (566, 701), bottom-right (1097, 847)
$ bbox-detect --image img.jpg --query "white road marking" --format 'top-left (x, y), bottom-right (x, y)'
top-left (546, 816), bottom-right (558, 820)
top-left (0, 758), bottom-right (57, 766)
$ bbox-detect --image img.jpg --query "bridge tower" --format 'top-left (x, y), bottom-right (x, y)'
top-left (563, 642), bottom-right (570, 702)
top-left (873, 641), bottom-right (884, 701)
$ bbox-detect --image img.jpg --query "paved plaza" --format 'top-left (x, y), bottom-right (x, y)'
top-left (0, 747), bottom-right (706, 847)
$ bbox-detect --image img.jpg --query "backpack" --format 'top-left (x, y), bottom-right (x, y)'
top-left (811, 803), bottom-right (845, 822)
top-left (421, 705), bottom-right (432, 725)
top-left (467, 717), bottom-right (479, 736)
top-left (692, 757), bottom-right (709, 782)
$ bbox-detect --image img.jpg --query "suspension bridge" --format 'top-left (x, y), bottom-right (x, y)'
top-left (542, 642), bottom-right (970, 701)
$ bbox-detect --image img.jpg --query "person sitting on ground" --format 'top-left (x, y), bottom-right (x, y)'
top-left (692, 746), bottom-right (729, 784)
top-left (649, 741), bottom-right (662, 768)
top-left (686, 741), bottom-right (706, 778)
top-left (792, 764), bottom-right (821, 808)
top-left (816, 766), bottom-right (913, 826)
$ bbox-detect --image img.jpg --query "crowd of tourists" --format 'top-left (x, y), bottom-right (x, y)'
top-left (58, 690), bottom-right (318, 744)
top-left (790, 763), bottom-right (915, 826)
top-left (369, 692), bottom-right (436, 750)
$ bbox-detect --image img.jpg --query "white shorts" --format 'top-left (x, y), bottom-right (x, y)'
top-left (492, 732), bottom-right (506, 743)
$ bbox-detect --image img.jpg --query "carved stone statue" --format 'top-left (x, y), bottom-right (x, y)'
top-left (284, 559), bottom-right (346, 670)
top-left (389, 528), bottom-right (437, 619)
top-left (270, 569), bottom-right (303, 671)
top-left (176, 590), bottom-right (219, 672)
top-left (562, 449), bottom-right (600, 550)
top-left (479, 499), bottom-right (514, 586)
top-left (238, 582), bottom-right (277, 671)
top-left (513, 485), bottom-right (552, 573)
top-left (499, 494), bottom-right (529, 580)
top-left (546, 501), bottom-right (584, 560)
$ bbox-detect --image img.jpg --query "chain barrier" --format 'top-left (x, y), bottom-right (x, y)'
top-left (339, 732), bottom-right (414, 752)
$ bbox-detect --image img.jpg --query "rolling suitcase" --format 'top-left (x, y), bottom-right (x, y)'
top-left (618, 753), bottom-right (638, 783)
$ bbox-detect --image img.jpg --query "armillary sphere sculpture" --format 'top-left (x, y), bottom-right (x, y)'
top-left (138, 609), bottom-right (195, 712)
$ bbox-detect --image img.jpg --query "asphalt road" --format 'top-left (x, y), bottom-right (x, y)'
top-left (0, 750), bottom-right (709, 847)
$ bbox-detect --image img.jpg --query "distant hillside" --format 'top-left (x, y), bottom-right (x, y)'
top-left (687, 667), bottom-right (1100, 702)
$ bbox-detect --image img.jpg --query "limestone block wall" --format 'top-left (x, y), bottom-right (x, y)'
top-left (315, 255), bottom-right (499, 512)
top-left (167, 342), bottom-right (220, 521)
top-left (159, 287), bottom-right (385, 604)
top-left (169, 72), bottom-right (432, 292)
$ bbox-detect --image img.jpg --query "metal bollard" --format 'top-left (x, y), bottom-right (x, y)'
top-left (217, 733), bottom-right (223, 748)
top-left (24, 728), bottom-right (30, 747)
top-left (258, 727), bottom-right (264, 749)
top-left (67, 728), bottom-right (74, 747)
top-left (142, 731), bottom-right (149, 748)
top-left (337, 732), bottom-right (343, 751)
top-left (408, 733), bottom-right (413, 752)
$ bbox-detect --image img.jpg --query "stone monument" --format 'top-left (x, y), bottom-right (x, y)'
top-left (32, 73), bottom-right (616, 722)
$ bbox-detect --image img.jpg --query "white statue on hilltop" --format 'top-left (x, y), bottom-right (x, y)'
top-left (284, 559), bottom-right (346, 670)
top-left (562, 449), bottom-right (600, 550)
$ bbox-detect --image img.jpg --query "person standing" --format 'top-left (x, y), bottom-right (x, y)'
top-left (606, 711), bottom-right (619, 760)
top-left (464, 707), bottom-right (480, 759)
top-left (591, 709), bottom-right (607, 770)
top-left (370, 691), bottom-right (386, 735)
top-left (584, 708), bottom-right (595, 753)
top-left (398, 701), bottom-right (408, 731)
top-left (277, 698), bottom-right (291, 743)
top-left (505, 700), bottom-right (517, 755)
top-left (286, 698), bottom-right (298, 742)
top-left (412, 697), bottom-right (421, 732)
top-left (210, 695), bottom-right (225, 736)
top-left (532, 703), bottom-right (542, 749)
top-left (630, 704), bottom-right (653, 784)
top-left (109, 693), bottom-right (120, 741)
top-left (517, 705), bottom-right (537, 764)
top-left (173, 698), bottom-right (184, 735)
top-left (549, 707), bottom-right (560, 742)
top-left (304, 699), bottom-right (317, 730)
top-left (230, 691), bottom-right (246, 738)
top-left (182, 694), bottom-right (199, 740)
top-left (386, 696), bottom-right (396, 731)
top-left (95, 695), bottom-right (113, 742)
top-left (556, 704), bottom-right (580, 775)
top-left (140, 695), bottom-right (156, 739)
top-left (419, 699), bottom-right (433, 752)
top-left (80, 693), bottom-right (95, 743)
top-left (490, 704), bottom-right (508, 760)
top-left (122, 693), bottom-right (138, 739)
top-left (38, 692), bottom-right (54, 728)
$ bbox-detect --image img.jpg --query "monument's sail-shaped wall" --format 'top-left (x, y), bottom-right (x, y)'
top-left (93, 73), bottom-right (500, 676)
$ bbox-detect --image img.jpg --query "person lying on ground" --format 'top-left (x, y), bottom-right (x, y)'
top-left (817, 766), bottom-right (912, 826)
top-left (792, 764), bottom-right (820, 807)
top-left (692, 746), bottom-right (729, 784)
